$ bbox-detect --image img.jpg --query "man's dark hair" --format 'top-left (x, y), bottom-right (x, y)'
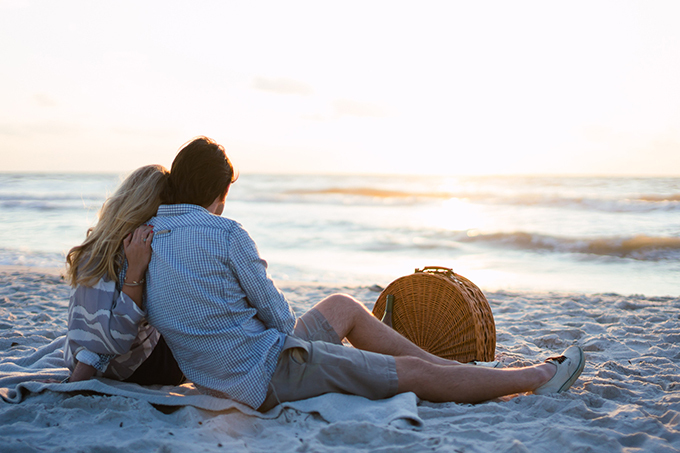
top-left (164, 137), bottom-right (236, 208)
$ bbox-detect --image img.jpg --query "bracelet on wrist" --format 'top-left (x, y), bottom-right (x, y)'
top-left (123, 278), bottom-right (145, 287)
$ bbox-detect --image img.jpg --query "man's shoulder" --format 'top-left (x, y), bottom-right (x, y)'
top-left (151, 204), bottom-right (243, 232)
top-left (149, 211), bottom-right (251, 253)
top-left (203, 212), bottom-right (245, 235)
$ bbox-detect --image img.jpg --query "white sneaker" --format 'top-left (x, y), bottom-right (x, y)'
top-left (470, 360), bottom-right (502, 368)
top-left (533, 345), bottom-right (585, 395)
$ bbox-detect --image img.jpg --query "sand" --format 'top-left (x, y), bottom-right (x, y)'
top-left (1, 267), bottom-right (679, 452)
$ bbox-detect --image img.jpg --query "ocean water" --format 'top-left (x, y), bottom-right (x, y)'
top-left (0, 173), bottom-right (678, 296)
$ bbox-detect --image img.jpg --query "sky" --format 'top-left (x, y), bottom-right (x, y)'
top-left (1, 0), bottom-right (679, 176)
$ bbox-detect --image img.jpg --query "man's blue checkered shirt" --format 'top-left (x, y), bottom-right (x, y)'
top-left (145, 204), bottom-right (296, 409)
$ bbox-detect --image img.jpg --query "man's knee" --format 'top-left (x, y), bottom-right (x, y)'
top-left (326, 293), bottom-right (357, 304)
top-left (318, 293), bottom-right (364, 315)
top-left (312, 294), bottom-right (369, 336)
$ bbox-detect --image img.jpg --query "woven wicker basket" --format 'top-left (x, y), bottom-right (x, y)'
top-left (372, 267), bottom-right (496, 362)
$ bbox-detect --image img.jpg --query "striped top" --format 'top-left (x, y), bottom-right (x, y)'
top-left (145, 204), bottom-right (296, 409)
top-left (64, 265), bottom-right (159, 380)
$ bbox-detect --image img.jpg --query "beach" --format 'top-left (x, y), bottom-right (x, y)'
top-left (1, 266), bottom-right (679, 452)
top-left (4, 0), bottom-right (680, 449)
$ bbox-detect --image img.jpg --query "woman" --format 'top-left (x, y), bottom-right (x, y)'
top-left (64, 165), bottom-right (184, 385)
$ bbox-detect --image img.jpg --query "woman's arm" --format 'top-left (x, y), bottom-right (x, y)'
top-left (69, 361), bottom-right (96, 382)
top-left (121, 225), bottom-right (154, 308)
top-left (65, 225), bottom-right (156, 379)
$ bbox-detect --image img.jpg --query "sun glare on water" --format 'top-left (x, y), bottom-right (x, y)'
top-left (417, 199), bottom-right (488, 234)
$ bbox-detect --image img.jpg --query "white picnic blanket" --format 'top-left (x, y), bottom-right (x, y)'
top-left (0, 336), bottom-right (422, 429)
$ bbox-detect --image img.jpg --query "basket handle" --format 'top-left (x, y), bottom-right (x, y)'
top-left (415, 266), bottom-right (461, 282)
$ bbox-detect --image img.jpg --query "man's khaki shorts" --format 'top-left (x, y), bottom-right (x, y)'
top-left (258, 308), bottom-right (399, 412)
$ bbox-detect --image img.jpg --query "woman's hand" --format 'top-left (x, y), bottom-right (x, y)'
top-left (68, 361), bottom-right (97, 382)
top-left (123, 225), bottom-right (154, 279)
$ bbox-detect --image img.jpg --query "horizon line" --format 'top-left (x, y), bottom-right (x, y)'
top-left (1, 170), bottom-right (679, 179)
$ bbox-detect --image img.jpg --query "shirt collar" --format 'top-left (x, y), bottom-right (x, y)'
top-left (156, 204), bottom-right (210, 217)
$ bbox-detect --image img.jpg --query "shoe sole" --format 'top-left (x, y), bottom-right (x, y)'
top-left (557, 347), bottom-right (585, 393)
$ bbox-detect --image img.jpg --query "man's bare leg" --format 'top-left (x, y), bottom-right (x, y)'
top-left (396, 356), bottom-right (556, 403)
top-left (311, 293), bottom-right (462, 366)
top-left (310, 294), bottom-right (569, 403)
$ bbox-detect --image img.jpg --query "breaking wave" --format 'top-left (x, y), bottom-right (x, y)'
top-left (286, 187), bottom-right (453, 199)
top-left (277, 187), bottom-right (680, 213)
top-left (362, 229), bottom-right (680, 261)
top-left (459, 232), bottom-right (680, 261)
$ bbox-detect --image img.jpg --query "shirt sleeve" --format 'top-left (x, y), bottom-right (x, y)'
top-left (68, 281), bottom-right (147, 356)
top-left (227, 224), bottom-right (296, 334)
top-left (75, 349), bottom-right (114, 372)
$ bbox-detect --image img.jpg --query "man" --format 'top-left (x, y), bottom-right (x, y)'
top-left (145, 137), bottom-right (586, 411)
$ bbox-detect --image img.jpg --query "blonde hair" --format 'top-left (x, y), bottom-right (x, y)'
top-left (66, 164), bottom-right (170, 287)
